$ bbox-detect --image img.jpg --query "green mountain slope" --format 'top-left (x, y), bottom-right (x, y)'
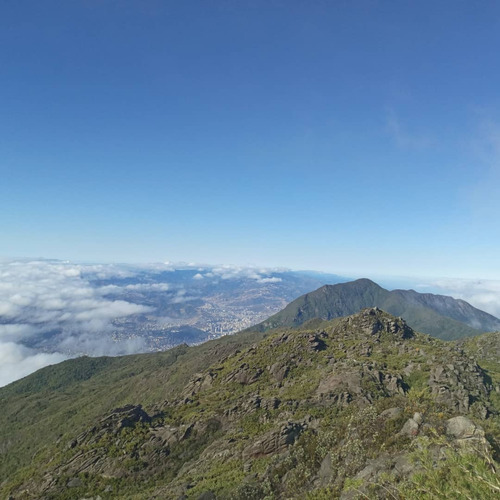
top-left (250, 278), bottom-right (500, 340)
top-left (1, 309), bottom-right (500, 499)
top-left (0, 327), bottom-right (271, 483)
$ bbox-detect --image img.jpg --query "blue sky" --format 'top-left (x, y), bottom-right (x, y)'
top-left (2, 1), bottom-right (500, 279)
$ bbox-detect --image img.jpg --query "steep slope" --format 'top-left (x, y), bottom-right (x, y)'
top-left (1, 309), bottom-right (500, 499)
top-left (391, 288), bottom-right (500, 332)
top-left (251, 278), bottom-right (500, 340)
top-left (0, 326), bottom-right (272, 483)
top-left (459, 330), bottom-right (500, 412)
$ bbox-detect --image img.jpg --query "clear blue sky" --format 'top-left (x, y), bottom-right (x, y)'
top-left (2, 1), bottom-right (500, 278)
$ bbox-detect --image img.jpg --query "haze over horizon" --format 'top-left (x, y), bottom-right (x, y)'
top-left (1, 1), bottom-right (500, 279)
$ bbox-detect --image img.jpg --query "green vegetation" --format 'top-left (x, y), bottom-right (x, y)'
top-left (1, 309), bottom-right (500, 498)
top-left (398, 435), bottom-right (500, 499)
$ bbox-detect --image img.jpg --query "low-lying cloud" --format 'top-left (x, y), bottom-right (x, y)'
top-left (0, 260), bottom-right (153, 387)
top-left (98, 283), bottom-right (170, 295)
top-left (0, 259), bottom-right (292, 387)
top-left (195, 265), bottom-right (285, 283)
top-left (0, 341), bottom-right (68, 387)
top-left (415, 278), bottom-right (500, 319)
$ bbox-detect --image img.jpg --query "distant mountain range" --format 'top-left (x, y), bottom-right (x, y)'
top-left (250, 278), bottom-right (500, 340)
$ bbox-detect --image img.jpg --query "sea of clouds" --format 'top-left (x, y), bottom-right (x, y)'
top-left (0, 259), bottom-right (288, 386)
top-left (415, 278), bottom-right (500, 319)
top-left (0, 260), bottom-right (155, 386)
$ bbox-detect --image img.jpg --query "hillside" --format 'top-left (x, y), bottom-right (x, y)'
top-left (1, 309), bottom-right (500, 499)
top-left (250, 278), bottom-right (500, 340)
top-left (0, 327), bottom-right (272, 485)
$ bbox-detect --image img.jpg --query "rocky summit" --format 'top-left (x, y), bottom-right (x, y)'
top-left (1, 309), bottom-right (500, 499)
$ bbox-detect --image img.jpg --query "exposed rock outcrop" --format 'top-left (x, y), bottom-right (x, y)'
top-left (242, 421), bottom-right (306, 458)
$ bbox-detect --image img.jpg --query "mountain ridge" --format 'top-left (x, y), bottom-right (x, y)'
top-left (249, 278), bottom-right (500, 340)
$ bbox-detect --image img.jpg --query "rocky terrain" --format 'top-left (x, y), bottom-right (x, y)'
top-left (1, 308), bottom-right (500, 498)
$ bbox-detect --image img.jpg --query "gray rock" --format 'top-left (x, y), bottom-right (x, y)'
top-left (242, 421), bottom-right (305, 458)
top-left (398, 414), bottom-right (421, 437)
top-left (269, 363), bottom-right (290, 382)
top-left (197, 492), bottom-right (216, 500)
top-left (225, 364), bottom-right (263, 385)
top-left (445, 416), bottom-right (484, 440)
top-left (383, 374), bottom-right (406, 395)
top-left (340, 452), bottom-right (415, 499)
top-left (380, 407), bottom-right (402, 419)
top-left (307, 334), bottom-right (327, 351)
top-left (428, 362), bottom-right (489, 414)
top-left (99, 404), bottom-right (151, 430)
top-left (261, 397), bottom-right (280, 411)
top-left (67, 477), bottom-right (83, 488)
top-left (318, 453), bottom-right (333, 486)
top-left (413, 412), bottom-right (423, 425)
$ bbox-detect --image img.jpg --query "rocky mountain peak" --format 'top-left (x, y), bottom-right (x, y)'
top-left (332, 307), bottom-right (414, 341)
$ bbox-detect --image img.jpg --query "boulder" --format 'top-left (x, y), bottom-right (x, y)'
top-left (99, 404), bottom-right (151, 430)
top-left (225, 364), bottom-right (263, 385)
top-left (380, 407), bottom-right (402, 420)
top-left (317, 453), bottom-right (333, 486)
top-left (242, 422), bottom-right (305, 458)
top-left (445, 416), bottom-right (484, 440)
top-left (398, 413), bottom-right (422, 437)
top-left (307, 334), bottom-right (327, 352)
top-left (269, 363), bottom-right (290, 382)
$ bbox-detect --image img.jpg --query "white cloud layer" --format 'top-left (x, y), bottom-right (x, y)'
top-left (194, 265), bottom-right (285, 283)
top-left (0, 341), bottom-right (68, 387)
top-left (0, 260), bottom-right (153, 387)
top-left (0, 259), bottom-right (290, 387)
top-left (124, 283), bottom-right (170, 292)
top-left (0, 261), bottom-right (150, 333)
top-left (416, 278), bottom-right (500, 319)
